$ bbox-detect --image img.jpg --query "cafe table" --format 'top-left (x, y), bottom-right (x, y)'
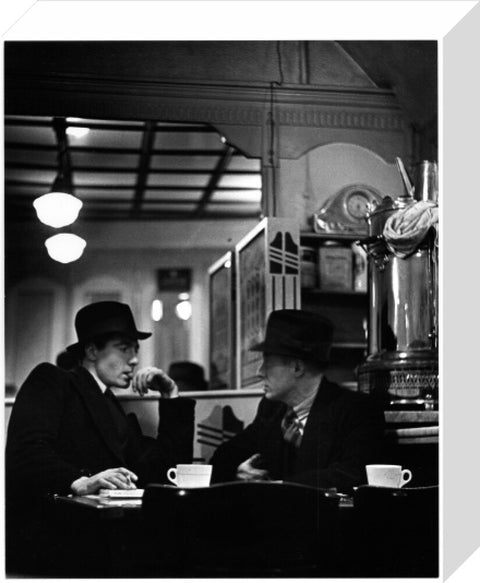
top-left (49, 484), bottom-right (438, 578)
top-left (49, 484), bottom-right (354, 578)
top-left (49, 492), bottom-right (146, 577)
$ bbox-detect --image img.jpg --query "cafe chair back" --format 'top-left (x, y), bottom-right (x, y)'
top-left (142, 480), bottom-right (340, 577)
top-left (351, 484), bottom-right (439, 578)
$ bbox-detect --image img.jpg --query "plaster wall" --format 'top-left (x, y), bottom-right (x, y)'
top-left (5, 219), bottom-right (257, 389)
top-left (276, 143), bottom-right (405, 228)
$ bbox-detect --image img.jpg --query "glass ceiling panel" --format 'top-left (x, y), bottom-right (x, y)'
top-left (70, 152), bottom-right (140, 169)
top-left (74, 172), bottom-right (137, 186)
top-left (227, 157), bottom-right (261, 171)
top-left (5, 125), bottom-right (56, 145)
top-left (6, 168), bottom-right (56, 184)
top-left (75, 189), bottom-right (134, 200)
top-left (141, 203), bottom-right (197, 213)
top-left (5, 185), bottom-right (43, 197)
top-left (147, 174), bottom-right (210, 188)
top-left (217, 174), bottom-right (262, 188)
top-left (150, 155), bottom-right (219, 170)
top-left (66, 117), bottom-right (144, 127)
top-left (82, 129), bottom-right (142, 149)
top-left (207, 203), bottom-right (261, 214)
top-left (5, 150), bottom-right (57, 165)
top-left (144, 190), bottom-right (202, 202)
top-left (5, 116), bottom-right (263, 222)
top-left (153, 131), bottom-right (224, 150)
top-left (211, 190), bottom-right (262, 203)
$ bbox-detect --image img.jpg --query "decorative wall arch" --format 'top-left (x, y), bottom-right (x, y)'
top-left (5, 277), bottom-right (68, 389)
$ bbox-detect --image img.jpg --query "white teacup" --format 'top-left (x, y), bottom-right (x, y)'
top-left (366, 464), bottom-right (412, 488)
top-left (167, 464), bottom-right (213, 488)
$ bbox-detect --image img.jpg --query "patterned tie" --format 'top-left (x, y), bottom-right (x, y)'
top-left (281, 408), bottom-right (303, 448)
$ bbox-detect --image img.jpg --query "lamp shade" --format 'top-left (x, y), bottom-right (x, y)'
top-left (175, 300), bottom-right (192, 321)
top-left (33, 192), bottom-right (83, 228)
top-left (45, 233), bottom-right (86, 264)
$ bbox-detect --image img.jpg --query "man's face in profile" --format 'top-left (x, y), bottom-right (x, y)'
top-left (90, 335), bottom-right (139, 388)
top-left (258, 353), bottom-right (295, 404)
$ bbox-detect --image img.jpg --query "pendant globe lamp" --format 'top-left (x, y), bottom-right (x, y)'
top-left (44, 233), bottom-right (87, 264)
top-left (33, 117), bottom-right (83, 228)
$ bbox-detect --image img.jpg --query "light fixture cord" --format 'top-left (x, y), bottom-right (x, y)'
top-left (52, 117), bottom-right (73, 191)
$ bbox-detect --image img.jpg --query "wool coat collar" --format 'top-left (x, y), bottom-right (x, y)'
top-left (69, 365), bottom-right (127, 465)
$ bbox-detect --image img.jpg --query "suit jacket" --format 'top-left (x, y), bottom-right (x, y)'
top-left (211, 377), bottom-right (385, 493)
top-left (6, 362), bottom-right (195, 505)
top-left (5, 362), bottom-right (195, 574)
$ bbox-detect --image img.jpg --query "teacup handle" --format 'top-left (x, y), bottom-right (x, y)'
top-left (400, 469), bottom-right (412, 487)
top-left (167, 467), bottom-right (178, 486)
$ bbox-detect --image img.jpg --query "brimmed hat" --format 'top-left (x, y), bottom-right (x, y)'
top-left (168, 361), bottom-right (208, 391)
top-left (66, 301), bottom-right (151, 353)
top-left (250, 309), bottom-right (333, 364)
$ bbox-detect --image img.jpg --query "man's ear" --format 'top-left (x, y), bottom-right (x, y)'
top-left (292, 359), bottom-right (306, 377)
top-left (84, 342), bottom-right (98, 362)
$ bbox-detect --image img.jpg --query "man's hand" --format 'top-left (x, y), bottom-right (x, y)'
top-left (236, 453), bottom-right (270, 482)
top-left (71, 467), bottom-right (138, 496)
top-left (132, 367), bottom-right (179, 398)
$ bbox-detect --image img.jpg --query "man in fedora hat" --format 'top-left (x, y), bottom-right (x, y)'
top-left (168, 361), bottom-right (209, 391)
top-left (211, 309), bottom-right (384, 492)
top-left (6, 301), bottom-right (195, 574)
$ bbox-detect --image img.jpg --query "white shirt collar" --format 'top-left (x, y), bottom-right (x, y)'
top-left (85, 366), bottom-right (108, 393)
top-left (292, 377), bottom-right (322, 425)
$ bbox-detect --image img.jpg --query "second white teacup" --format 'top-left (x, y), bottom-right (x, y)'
top-left (167, 464), bottom-right (212, 488)
top-left (366, 464), bottom-right (412, 488)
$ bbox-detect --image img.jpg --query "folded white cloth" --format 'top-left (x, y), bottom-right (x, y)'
top-left (383, 201), bottom-right (438, 258)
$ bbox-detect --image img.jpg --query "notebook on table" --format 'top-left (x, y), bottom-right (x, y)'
top-left (99, 489), bottom-right (145, 498)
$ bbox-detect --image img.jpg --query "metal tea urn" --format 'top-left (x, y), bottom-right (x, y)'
top-left (358, 166), bottom-right (438, 410)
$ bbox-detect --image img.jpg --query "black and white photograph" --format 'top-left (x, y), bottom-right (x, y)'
top-left (2, 1), bottom-right (479, 580)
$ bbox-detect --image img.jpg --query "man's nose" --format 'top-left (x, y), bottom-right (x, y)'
top-left (257, 362), bottom-right (265, 377)
top-left (129, 353), bottom-right (139, 366)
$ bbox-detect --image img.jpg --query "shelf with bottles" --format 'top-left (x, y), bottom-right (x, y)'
top-left (299, 232), bottom-right (368, 295)
top-left (299, 231), bottom-right (369, 386)
top-left (302, 289), bottom-right (367, 299)
top-left (300, 232), bottom-right (364, 243)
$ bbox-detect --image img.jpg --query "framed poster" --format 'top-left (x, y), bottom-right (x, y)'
top-left (208, 251), bottom-right (235, 390)
top-left (235, 218), bottom-right (301, 389)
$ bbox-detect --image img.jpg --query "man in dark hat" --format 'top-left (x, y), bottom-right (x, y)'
top-left (211, 309), bottom-right (384, 492)
top-left (168, 361), bottom-right (209, 391)
top-left (5, 301), bottom-right (195, 574)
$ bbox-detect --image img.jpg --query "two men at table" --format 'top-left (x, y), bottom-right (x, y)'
top-left (6, 301), bottom-right (383, 573)
top-left (211, 309), bottom-right (385, 492)
top-left (5, 301), bottom-right (195, 573)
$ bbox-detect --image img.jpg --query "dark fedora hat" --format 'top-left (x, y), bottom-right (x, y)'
top-left (250, 309), bottom-right (333, 364)
top-left (168, 361), bottom-right (208, 391)
top-left (66, 301), bottom-right (151, 353)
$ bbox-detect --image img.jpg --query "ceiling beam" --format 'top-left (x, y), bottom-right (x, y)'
top-left (5, 118), bottom-right (217, 133)
top-left (7, 207), bottom-right (260, 222)
top-left (6, 180), bottom-right (257, 192)
top-left (134, 121), bottom-right (155, 216)
top-left (6, 161), bottom-right (259, 175)
top-left (8, 196), bottom-right (256, 207)
top-left (6, 142), bottom-right (234, 157)
top-left (194, 145), bottom-right (235, 216)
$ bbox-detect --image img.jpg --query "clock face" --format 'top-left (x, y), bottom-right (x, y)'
top-left (314, 184), bottom-right (384, 236)
top-left (345, 190), bottom-right (372, 221)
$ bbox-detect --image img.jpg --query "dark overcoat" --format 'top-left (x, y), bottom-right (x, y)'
top-left (211, 377), bottom-right (385, 492)
top-left (5, 362), bottom-right (195, 573)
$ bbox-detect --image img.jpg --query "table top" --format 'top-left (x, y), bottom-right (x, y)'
top-left (54, 488), bottom-right (354, 517)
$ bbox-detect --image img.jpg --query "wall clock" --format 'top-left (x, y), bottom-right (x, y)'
top-left (313, 184), bottom-right (384, 236)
